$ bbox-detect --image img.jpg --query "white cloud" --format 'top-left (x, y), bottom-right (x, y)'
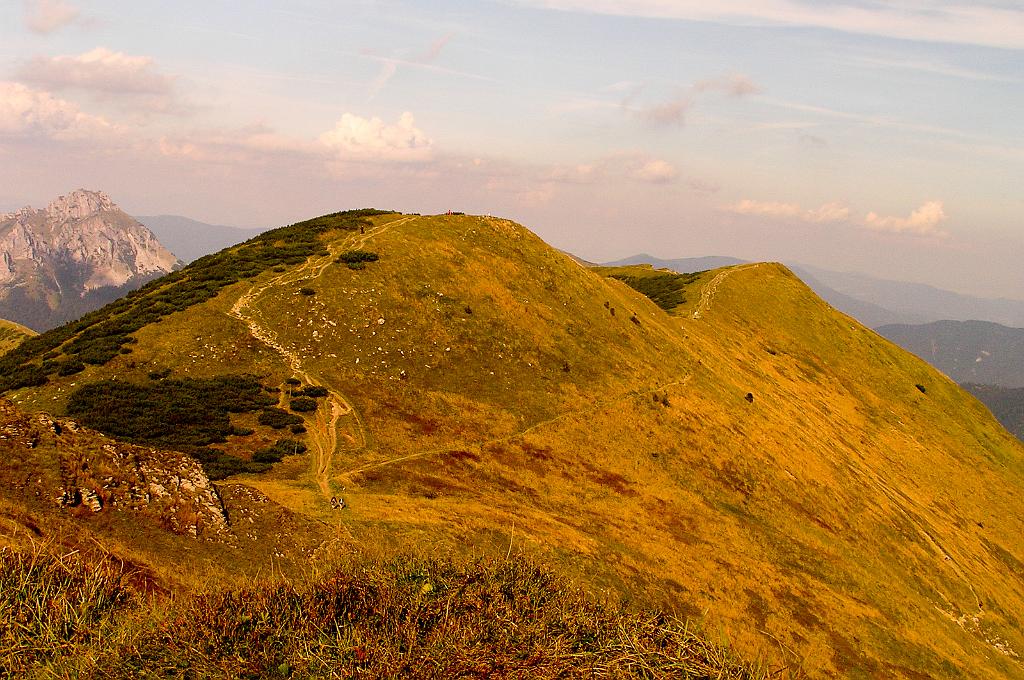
top-left (19, 48), bottom-right (174, 96)
top-left (24, 0), bottom-right (78, 34)
top-left (864, 201), bottom-right (947, 236)
top-left (319, 112), bottom-right (433, 162)
top-left (727, 199), bottom-right (804, 219)
top-left (543, 163), bottom-right (600, 183)
top-left (544, 154), bottom-right (678, 184)
top-left (805, 202), bottom-right (851, 223)
top-left (726, 199), bottom-right (849, 223)
top-left (626, 158), bottom-right (678, 183)
top-left (0, 80), bottom-right (111, 140)
top-left (514, 1), bottom-right (1024, 50)
top-left (727, 197), bottom-right (948, 237)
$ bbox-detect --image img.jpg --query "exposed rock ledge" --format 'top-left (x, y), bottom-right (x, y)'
top-left (0, 399), bottom-right (227, 538)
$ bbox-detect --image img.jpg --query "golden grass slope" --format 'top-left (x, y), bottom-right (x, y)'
top-left (0, 318), bottom-right (34, 355)
top-left (5, 212), bottom-right (1024, 678)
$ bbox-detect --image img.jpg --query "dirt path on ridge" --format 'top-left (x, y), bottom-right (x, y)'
top-left (690, 264), bottom-right (762, 320)
top-left (229, 215), bottom-right (417, 499)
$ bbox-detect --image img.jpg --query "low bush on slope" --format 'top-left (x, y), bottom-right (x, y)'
top-left (2, 548), bottom-right (770, 679)
top-left (603, 270), bottom-right (702, 312)
top-left (64, 374), bottom-right (288, 479)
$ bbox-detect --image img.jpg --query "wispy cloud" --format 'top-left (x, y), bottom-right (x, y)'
top-left (362, 33), bottom-right (493, 101)
top-left (850, 55), bottom-right (1022, 84)
top-left (726, 198), bottom-right (850, 223)
top-left (543, 153), bottom-right (679, 185)
top-left (624, 73), bottom-right (761, 127)
top-left (513, 1), bottom-right (1024, 50)
top-left (23, 0), bottom-right (79, 34)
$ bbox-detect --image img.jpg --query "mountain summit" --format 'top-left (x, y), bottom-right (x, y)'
top-left (0, 189), bottom-right (180, 331)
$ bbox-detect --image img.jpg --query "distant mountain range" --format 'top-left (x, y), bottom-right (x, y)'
top-left (877, 320), bottom-right (1024, 389)
top-left (0, 190), bottom-right (180, 331)
top-left (605, 254), bottom-right (1024, 329)
top-left (135, 215), bottom-right (266, 263)
top-left (962, 383), bottom-right (1024, 441)
top-left (799, 265), bottom-right (1024, 328)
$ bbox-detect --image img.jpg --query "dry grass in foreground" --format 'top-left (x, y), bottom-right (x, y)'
top-left (2, 545), bottom-right (774, 679)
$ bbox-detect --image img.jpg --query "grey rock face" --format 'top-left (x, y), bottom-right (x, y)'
top-left (0, 189), bottom-right (180, 330)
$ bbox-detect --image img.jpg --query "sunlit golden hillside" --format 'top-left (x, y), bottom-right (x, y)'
top-left (2, 211), bottom-right (1022, 678)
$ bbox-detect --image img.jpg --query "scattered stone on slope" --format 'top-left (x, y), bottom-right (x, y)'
top-left (0, 399), bottom-right (227, 538)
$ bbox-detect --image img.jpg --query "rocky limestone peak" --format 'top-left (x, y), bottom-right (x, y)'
top-left (45, 189), bottom-right (117, 222)
top-left (0, 189), bottom-right (181, 331)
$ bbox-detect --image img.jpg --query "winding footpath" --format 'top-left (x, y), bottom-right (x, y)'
top-left (229, 215), bottom-right (416, 499)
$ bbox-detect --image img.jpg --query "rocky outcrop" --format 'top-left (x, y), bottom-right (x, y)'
top-left (0, 189), bottom-right (180, 331)
top-left (0, 399), bottom-right (227, 539)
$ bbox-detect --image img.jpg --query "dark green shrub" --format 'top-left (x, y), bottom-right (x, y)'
top-left (252, 439), bottom-right (308, 464)
top-left (258, 408), bottom-right (302, 429)
top-left (607, 272), bottom-right (702, 312)
top-left (299, 386), bottom-right (328, 398)
top-left (289, 397), bottom-right (317, 413)
top-left (335, 250), bottom-right (379, 265)
top-left (299, 288), bottom-right (315, 296)
top-left (57, 361), bottom-right (86, 377)
top-left (66, 375), bottom-right (277, 478)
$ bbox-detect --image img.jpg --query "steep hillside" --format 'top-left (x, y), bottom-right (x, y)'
top-left (0, 318), bottom-right (34, 355)
top-left (2, 211), bottom-right (1024, 678)
top-left (879, 319), bottom-right (1024, 388)
top-left (0, 190), bottom-right (180, 331)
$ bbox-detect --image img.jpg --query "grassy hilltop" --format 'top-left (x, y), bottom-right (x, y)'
top-left (1, 211), bottom-right (1023, 677)
top-left (0, 318), bottom-right (34, 355)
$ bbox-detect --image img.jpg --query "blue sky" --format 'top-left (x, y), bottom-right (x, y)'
top-left (1, 0), bottom-right (1022, 297)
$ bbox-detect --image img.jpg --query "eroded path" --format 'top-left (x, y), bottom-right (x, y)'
top-left (229, 215), bottom-right (416, 499)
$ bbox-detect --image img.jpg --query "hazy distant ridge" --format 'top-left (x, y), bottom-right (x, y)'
top-left (877, 320), bottom-right (1024, 389)
top-left (609, 254), bottom-right (1024, 328)
top-left (136, 215), bottom-right (266, 263)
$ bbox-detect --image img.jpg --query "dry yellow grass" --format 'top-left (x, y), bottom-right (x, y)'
top-left (4, 212), bottom-right (1024, 678)
top-left (0, 318), bottom-right (34, 356)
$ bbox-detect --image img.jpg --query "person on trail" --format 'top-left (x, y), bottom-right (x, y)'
top-left (330, 496), bottom-right (339, 509)
top-left (338, 497), bottom-right (346, 509)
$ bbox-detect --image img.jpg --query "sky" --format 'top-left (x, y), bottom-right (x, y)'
top-left (1, 0), bottom-right (1022, 298)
